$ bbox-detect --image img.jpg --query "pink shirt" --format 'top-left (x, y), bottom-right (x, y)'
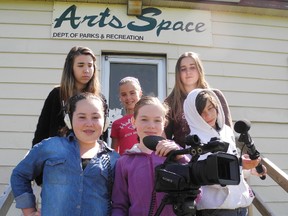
top-left (110, 114), bottom-right (138, 155)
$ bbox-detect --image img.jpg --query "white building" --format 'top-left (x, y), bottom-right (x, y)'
top-left (0, 0), bottom-right (287, 215)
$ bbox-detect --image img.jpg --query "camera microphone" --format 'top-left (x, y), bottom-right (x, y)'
top-left (234, 120), bottom-right (257, 158)
top-left (234, 120), bottom-right (266, 180)
top-left (143, 135), bottom-right (165, 151)
top-left (234, 119), bottom-right (250, 132)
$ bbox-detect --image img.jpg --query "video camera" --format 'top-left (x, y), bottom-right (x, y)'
top-left (143, 135), bottom-right (240, 216)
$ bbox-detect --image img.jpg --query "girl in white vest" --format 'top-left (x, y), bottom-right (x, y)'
top-left (183, 88), bottom-right (266, 216)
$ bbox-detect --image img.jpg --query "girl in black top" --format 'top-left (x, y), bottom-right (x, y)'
top-left (32, 46), bottom-right (108, 146)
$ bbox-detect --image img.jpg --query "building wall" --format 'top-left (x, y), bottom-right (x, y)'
top-left (0, 1), bottom-right (287, 215)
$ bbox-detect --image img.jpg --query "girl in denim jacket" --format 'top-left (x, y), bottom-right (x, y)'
top-left (11, 92), bottom-right (119, 216)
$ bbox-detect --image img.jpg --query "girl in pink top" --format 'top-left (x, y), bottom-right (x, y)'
top-left (110, 77), bottom-right (143, 155)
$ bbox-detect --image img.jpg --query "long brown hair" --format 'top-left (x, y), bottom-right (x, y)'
top-left (166, 52), bottom-right (209, 120)
top-left (60, 46), bottom-right (101, 103)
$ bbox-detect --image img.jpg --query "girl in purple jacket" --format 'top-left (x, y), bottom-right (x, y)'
top-left (112, 96), bottom-right (190, 216)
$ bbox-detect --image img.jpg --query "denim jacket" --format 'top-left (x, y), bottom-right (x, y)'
top-left (11, 134), bottom-right (119, 216)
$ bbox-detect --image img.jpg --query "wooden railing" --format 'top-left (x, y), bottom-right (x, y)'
top-left (0, 185), bottom-right (14, 216)
top-left (261, 157), bottom-right (288, 193)
top-left (0, 181), bottom-right (41, 216)
top-left (251, 157), bottom-right (288, 216)
top-left (1, 156), bottom-right (287, 216)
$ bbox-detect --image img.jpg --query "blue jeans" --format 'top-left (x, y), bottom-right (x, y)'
top-left (197, 208), bottom-right (248, 216)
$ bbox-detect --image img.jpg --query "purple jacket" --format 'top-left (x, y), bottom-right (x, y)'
top-left (111, 148), bottom-right (177, 216)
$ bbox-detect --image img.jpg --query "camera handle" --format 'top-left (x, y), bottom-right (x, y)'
top-left (153, 194), bottom-right (169, 216)
top-left (152, 190), bottom-right (199, 216)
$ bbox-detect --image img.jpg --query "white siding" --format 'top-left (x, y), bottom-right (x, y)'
top-left (0, 1), bottom-right (287, 215)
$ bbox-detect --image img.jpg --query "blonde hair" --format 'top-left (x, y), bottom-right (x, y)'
top-left (119, 76), bottom-right (142, 91)
top-left (134, 96), bottom-right (169, 125)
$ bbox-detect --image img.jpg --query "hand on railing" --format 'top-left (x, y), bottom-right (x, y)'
top-left (250, 165), bottom-right (267, 180)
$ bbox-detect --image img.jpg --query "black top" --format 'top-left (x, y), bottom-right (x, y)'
top-left (32, 87), bottom-right (64, 146)
top-left (81, 158), bottom-right (91, 170)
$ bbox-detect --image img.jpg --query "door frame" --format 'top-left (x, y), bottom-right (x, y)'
top-left (101, 54), bottom-right (166, 105)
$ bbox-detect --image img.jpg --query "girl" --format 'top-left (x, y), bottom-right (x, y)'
top-left (183, 89), bottom-right (266, 216)
top-left (32, 46), bottom-right (107, 146)
top-left (165, 51), bottom-right (232, 148)
top-left (110, 76), bottom-right (142, 155)
top-left (111, 96), bottom-right (189, 216)
top-left (11, 92), bottom-right (119, 216)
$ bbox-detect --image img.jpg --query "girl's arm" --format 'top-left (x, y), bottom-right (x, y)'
top-left (11, 144), bottom-right (45, 210)
top-left (111, 138), bottom-right (120, 153)
top-left (110, 120), bottom-right (120, 153)
top-left (22, 208), bottom-right (41, 216)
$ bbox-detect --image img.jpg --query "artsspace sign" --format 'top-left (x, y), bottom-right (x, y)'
top-left (52, 2), bottom-right (212, 46)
